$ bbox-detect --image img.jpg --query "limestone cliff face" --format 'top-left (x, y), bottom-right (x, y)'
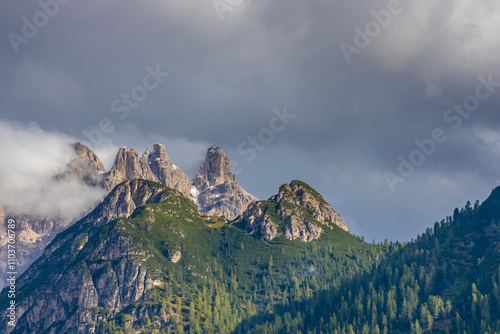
top-left (192, 145), bottom-right (237, 188)
top-left (192, 145), bottom-right (257, 220)
top-left (101, 147), bottom-right (157, 190)
top-left (0, 209), bottom-right (60, 290)
top-left (101, 144), bottom-right (192, 198)
top-left (241, 180), bottom-right (348, 242)
top-left (72, 141), bottom-right (105, 173)
top-left (87, 179), bottom-right (172, 226)
top-left (3, 180), bottom-right (176, 334)
top-left (56, 142), bottom-right (106, 187)
top-left (146, 144), bottom-right (192, 196)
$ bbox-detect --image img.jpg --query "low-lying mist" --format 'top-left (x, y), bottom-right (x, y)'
top-left (0, 119), bottom-right (107, 221)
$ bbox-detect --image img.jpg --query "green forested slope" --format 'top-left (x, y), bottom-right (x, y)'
top-left (0, 180), bottom-right (383, 334)
top-left (6, 180), bottom-right (500, 334)
top-left (249, 187), bottom-right (500, 334)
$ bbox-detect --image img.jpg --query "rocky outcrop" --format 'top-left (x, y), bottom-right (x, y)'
top-left (241, 180), bottom-right (348, 242)
top-left (101, 147), bottom-right (157, 191)
top-left (73, 142), bottom-right (105, 171)
top-left (192, 145), bottom-right (237, 189)
top-left (86, 179), bottom-right (172, 227)
top-left (167, 249), bottom-right (182, 263)
top-left (146, 144), bottom-right (192, 196)
top-left (241, 202), bottom-right (279, 242)
top-left (56, 142), bottom-right (105, 187)
top-left (192, 145), bottom-right (257, 220)
top-left (274, 181), bottom-right (348, 232)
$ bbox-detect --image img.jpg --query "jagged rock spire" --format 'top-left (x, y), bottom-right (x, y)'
top-left (101, 144), bottom-right (192, 197)
top-left (148, 144), bottom-right (192, 196)
top-left (191, 145), bottom-right (257, 220)
top-left (101, 147), bottom-right (156, 190)
top-left (56, 142), bottom-right (105, 187)
top-left (192, 145), bottom-right (237, 189)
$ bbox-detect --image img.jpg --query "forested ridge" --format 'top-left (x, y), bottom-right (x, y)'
top-left (249, 187), bottom-right (500, 334)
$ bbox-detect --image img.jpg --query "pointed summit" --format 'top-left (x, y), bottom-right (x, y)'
top-left (149, 143), bottom-right (173, 170)
top-left (101, 147), bottom-right (157, 190)
top-left (241, 180), bottom-right (348, 242)
top-left (101, 144), bottom-right (192, 197)
top-left (148, 144), bottom-right (192, 196)
top-left (72, 142), bottom-right (105, 172)
top-left (192, 145), bottom-right (237, 189)
top-left (192, 145), bottom-right (257, 220)
top-left (56, 142), bottom-right (105, 187)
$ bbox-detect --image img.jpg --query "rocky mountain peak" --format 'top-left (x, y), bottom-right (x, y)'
top-left (73, 142), bottom-right (105, 172)
top-left (56, 142), bottom-right (105, 187)
top-left (86, 179), bottom-right (174, 228)
top-left (101, 147), bottom-right (157, 190)
top-left (241, 180), bottom-right (348, 242)
top-left (147, 144), bottom-right (192, 196)
top-left (192, 145), bottom-right (237, 189)
top-left (149, 143), bottom-right (172, 167)
top-left (191, 146), bottom-right (257, 220)
top-left (40, 179), bottom-right (177, 261)
top-left (101, 144), bottom-right (192, 197)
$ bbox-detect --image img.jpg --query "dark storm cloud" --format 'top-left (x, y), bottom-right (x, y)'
top-left (1, 0), bottom-right (500, 241)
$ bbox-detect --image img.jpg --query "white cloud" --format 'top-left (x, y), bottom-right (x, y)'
top-left (0, 120), bottom-right (106, 220)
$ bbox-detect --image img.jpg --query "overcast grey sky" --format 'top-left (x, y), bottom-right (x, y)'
top-left (1, 0), bottom-right (500, 242)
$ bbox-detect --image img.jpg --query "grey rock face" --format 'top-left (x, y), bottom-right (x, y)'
top-left (0, 207), bottom-right (65, 291)
top-left (89, 179), bottom-right (172, 227)
top-left (73, 142), bottom-right (105, 171)
top-left (192, 145), bottom-right (237, 189)
top-left (241, 180), bottom-right (348, 242)
top-left (147, 144), bottom-right (192, 196)
top-left (101, 147), bottom-right (158, 191)
top-left (56, 142), bottom-right (105, 187)
top-left (242, 202), bottom-right (278, 242)
top-left (192, 145), bottom-right (257, 220)
top-left (101, 144), bottom-right (193, 199)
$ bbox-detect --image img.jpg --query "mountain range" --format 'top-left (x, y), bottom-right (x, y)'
top-left (1, 142), bottom-right (500, 334)
top-left (0, 142), bottom-right (260, 290)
